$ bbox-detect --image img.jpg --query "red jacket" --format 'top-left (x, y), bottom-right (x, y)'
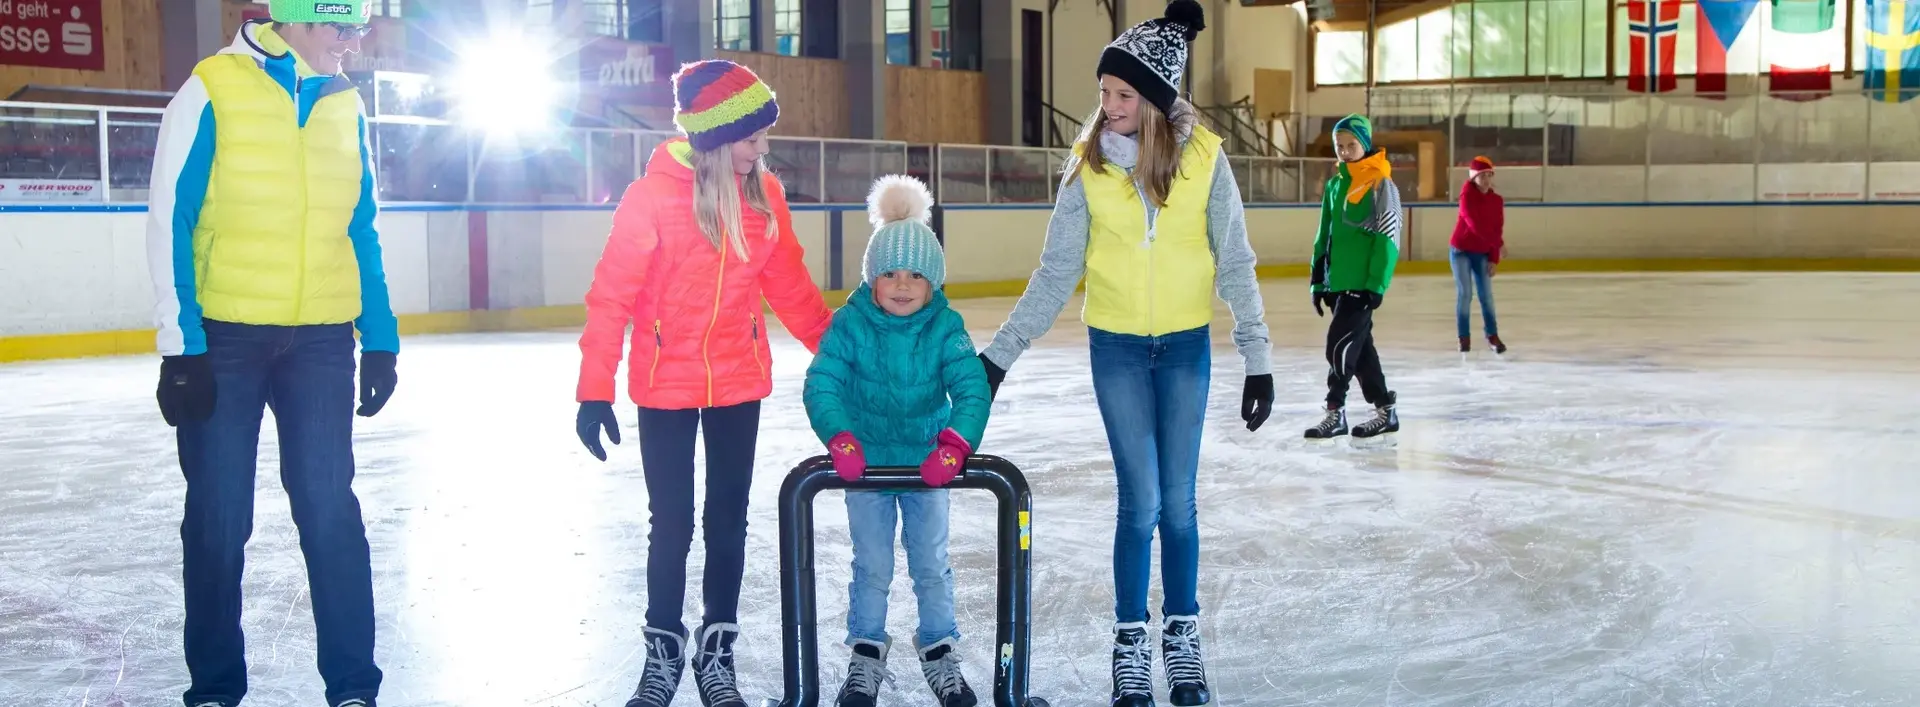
top-left (1450, 185), bottom-right (1505, 263)
top-left (577, 138), bottom-right (832, 410)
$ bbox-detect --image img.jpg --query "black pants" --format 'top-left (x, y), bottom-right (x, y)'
top-left (637, 400), bottom-right (762, 635)
top-left (1325, 293), bottom-right (1393, 409)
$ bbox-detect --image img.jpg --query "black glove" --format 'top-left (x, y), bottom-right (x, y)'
top-left (1312, 290), bottom-right (1334, 317)
top-left (978, 353), bottom-right (1007, 401)
top-left (157, 354), bottom-right (216, 427)
top-left (1356, 291), bottom-right (1384, 310)
top-left (577, 401), bottom-right (621, 461)
top-left (356, 351), bottom-right (397, 418)
top-left (1241, 374), bottom-right (1274, 432)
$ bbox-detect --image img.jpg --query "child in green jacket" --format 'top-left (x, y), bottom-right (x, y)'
top-left (803, 175), bottom-right (992, 707)
top-left (1306, 114), bottom-right (1402, 439)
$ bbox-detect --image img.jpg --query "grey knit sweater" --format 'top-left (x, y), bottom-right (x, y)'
top-left (981, 104), bottom-right (1272, 376)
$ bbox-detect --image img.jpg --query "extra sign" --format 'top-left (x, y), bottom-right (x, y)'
top-left (0, 0), bottom-right (102, 71)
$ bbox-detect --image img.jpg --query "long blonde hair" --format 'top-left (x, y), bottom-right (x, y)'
top-left (1068, 100), bottom-right (1184, 208)
top-left (691, 145), bottom-right (779, 259)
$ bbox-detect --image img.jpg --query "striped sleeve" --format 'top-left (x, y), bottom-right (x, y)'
top-left (348, 110), bottom-right (399, 353)
top-left (146, 75), bottom-right (216, 356)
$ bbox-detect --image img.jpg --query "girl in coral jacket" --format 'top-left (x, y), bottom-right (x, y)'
top-left (1451, 156), bottom-right (1508, 354)
top-left (572, 60), bottom-right (833, 707)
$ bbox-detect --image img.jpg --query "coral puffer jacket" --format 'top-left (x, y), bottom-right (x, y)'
top-left (577, 139), bottom-right (832, 410)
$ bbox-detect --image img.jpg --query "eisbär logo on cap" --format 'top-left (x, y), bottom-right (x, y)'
top-left (313, 3), bottom-right (354, 15)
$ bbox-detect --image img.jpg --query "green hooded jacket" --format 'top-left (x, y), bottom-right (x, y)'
top-left (1310, 151), bottom-right (1403, 295)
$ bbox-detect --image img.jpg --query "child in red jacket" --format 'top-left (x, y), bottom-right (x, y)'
top-left (1450, 156), bottom-right (1507, 354)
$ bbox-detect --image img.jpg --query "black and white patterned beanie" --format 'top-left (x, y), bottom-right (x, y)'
top-left (1096, 0), bottom-right (1206, 118)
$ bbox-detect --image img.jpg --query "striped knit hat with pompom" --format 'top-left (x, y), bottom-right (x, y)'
top-left (671, 60), bottom-right (780, 152)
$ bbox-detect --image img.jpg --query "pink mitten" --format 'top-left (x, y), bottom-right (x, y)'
top-left (828, 432), bottom-right (867, 482)
top-left (919, 428), bottom-right (972, 488)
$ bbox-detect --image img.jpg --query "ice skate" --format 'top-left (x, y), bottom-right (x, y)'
top-left (918, 637), bottom-right (978, 707)
top-left (1458, 336), bottom-right (1471, 353)
top-left (1162, 616), bottom-right (1211, 706)
top-left (836, 638), bottom-right (893, 707)
top-left (1305, 407), bottom-right (1348, 439)
top-left (1488, 334), bottom-right (1508, 354)
top-left (1111, 622), bottom-right (1156, 707)
top-left (625, 626), bottom-right (688, 707)
top-left (691, 623), bottom-right (747, 707)
top-left (1352, 403), bottom-right (1399, 438)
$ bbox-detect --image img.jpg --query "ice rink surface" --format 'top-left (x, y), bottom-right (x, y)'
top-left (3, 272), bottom-right (1918, 707)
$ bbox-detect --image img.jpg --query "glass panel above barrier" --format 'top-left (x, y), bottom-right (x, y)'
top-left (767, 138), bottom-right (824, 204)
top-left (588, 131), bottom-right (638, 204)
top-left (825, 141), bottom-right (907, 203)
top-left (374, 122), bottom-right (470, 203)
top-left (937, 145), bottom-right (988, 204)
top-left (1757, 91), bottom-right (1869, 202)
top-left (473, 132), bottom-right (589, 203)
top-left (907, 144), bottom-right (936, 200)
top-left (106, 112), bottom-right (162, 199)
top-left (1545, 94), bottom-right (1648, 203)
top-left (988, 147), bottom-right (1050, 204)
top-left (0, 107), bottom-right (102, 202)
top-left (1866, 94), bottom-right (1920, 201)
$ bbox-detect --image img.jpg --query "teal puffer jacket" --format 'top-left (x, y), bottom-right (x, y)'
top-left (803, 284), bottom-right (991, 468)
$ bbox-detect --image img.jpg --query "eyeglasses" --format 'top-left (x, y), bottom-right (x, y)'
top-left (324, 22), bottom-right (373, 41)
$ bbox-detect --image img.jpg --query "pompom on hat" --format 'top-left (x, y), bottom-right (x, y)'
top-left (862, 175), bottom-right (947, 289)
top-left (1097, 0), bottom-right (1207, 118)
top-left (671, 60), bottom-right (780, 152)
top-left (269, 0), bottom-right (372, 23)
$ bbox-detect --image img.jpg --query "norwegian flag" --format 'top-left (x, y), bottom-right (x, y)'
top-left (1629, 0), bottom-right (1683, 93)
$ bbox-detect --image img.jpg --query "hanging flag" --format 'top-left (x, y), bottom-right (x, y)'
top-left (1770, 0), bottom-right (1836, 32)
top-left (1866, 0), bottom-right (1920, 102)
top-left (1768, 0), bottom-right (1836, 99)
top-left (1629, 0), bottom-right (1682, 93)
top-left (1703, 0), bottom-right (1763, 42)
top-left (1697, 5), bottom-right (1731, 94)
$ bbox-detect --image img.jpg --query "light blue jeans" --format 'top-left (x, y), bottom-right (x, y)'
top-left (845, 490), bottom-right (959, 648)
top-left (1450, 248), bottom-right (1499, 339)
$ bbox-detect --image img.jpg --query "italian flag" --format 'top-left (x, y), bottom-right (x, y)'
top-left (1769, 0), bottom-right (1838, 99)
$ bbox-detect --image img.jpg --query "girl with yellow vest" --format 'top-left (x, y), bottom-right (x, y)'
top-left (978, 2), bottom-right (1270, 704)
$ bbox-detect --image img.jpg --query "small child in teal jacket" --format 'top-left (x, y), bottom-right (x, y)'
top-left (803, 175), bottom-right (991, 707)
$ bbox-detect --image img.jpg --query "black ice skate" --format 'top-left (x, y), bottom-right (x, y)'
top-left (1458, 336), bottom-right (1471, 353)
top-left (625, 626), bottom-right (688, 707)
top-left (691, 623), bottom-right (748, 707)
top-left (918, 637), bottom-right (979, 707)
top-left (836, 638), bottom-right (893, 707)
top-left (1352, 403), bottom-right (1399, 438)
top-left (1111, 622), bottom-right (1156, 707)
top-left (1305, 407), bottom-right (1348, 439)
top-left (1161, 615), bottom-right (1211, 706)
top-left (1488, 334), bottom-right (1508, 354)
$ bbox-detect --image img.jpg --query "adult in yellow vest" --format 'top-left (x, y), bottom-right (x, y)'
top-left (145, 2), bottom-right (393, 706)
top-left (977, 2), bottom-right (1271, 705)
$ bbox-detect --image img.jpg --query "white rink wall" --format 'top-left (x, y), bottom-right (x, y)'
top-left (0, 199), bottom-right (1915, 339)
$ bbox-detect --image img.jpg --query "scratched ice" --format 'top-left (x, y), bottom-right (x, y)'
top-left (3, 273), bottom-right (1918, 706)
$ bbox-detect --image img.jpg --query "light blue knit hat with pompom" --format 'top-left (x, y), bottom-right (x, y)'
top-left (862, 175), bottom-right (946, 289)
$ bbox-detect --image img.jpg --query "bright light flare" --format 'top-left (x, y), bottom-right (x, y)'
top-left (448, 33), bottom-right (565, 135)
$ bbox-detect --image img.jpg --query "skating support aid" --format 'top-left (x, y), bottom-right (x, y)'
top-left (762, 455), bottom-right (1049, 707)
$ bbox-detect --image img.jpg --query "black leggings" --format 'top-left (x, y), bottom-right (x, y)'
top-left (637, 400), bottom-right (761, 635)
top-left (1325, 293), bottom-right (1393, 409)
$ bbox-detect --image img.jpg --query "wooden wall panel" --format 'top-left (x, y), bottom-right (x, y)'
top-left (715, 51), bottom-right (848, 139)
top-left (0, 0), bottom-right (163, 98)
top-left (884, 66), bottom-right (986, 144)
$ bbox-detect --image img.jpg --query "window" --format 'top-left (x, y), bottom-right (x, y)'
top-left (774, 0), bottom-right (802, 56)
top-left (371, 0), bottom-right (403, 17)
top-left (886, 0), bottom-right (915, 66)
top-left (1328, 0), bottom-right (1611, 87)
top-left (1315, 30), bottom-right (1366, 85)
top-left (581, 0), bottom-right (625, 37)
top-left (525, 0), bottom-right (554, 26)
top-left (716, 0), bottom-right (753, 50)
top-left (930, 0), bottom-right (951, 67)
top-left (1373, 10), bottom-right (1456, 81)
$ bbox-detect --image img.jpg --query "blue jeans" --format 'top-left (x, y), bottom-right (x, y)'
top-left (1088, 326), bottom-right (1210, 624)
top-left (845, 490), bottom-right (959, 648)
top-left (176, 321), bottom-right (380, 707)
top-left (1450, 248), bottom-right (1499, 338)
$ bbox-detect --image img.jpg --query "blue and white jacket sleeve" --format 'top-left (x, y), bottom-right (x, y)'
top-left (146, 76), bottom-right (217, 357)
top-left (349, 96), bottom-right (399, 353)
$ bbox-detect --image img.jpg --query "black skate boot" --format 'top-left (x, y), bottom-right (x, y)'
top-left (1161, 616), bottom-right (1211, 705)
top-left (917, 637), bottom-right (978, 707)
top-left (1352, 397), bottom-right (1399, 439)
top-left (836, 638), bottom-right (893, 707)
top-left (1305, 407), bottom-right (1348, 439)
top-left (691, 623), bottom-right (747, 707)
top-left (1488, 334), bottom-right (1508, 354)
top-left (625, 626), bottom-right (688, 707)
top-left (1458, 336), bottom-right (1471, 353)
top-left (1111, 622), bottom-right (1156, 707)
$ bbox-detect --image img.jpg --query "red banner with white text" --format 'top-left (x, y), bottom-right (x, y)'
top-left (0, 0), bottom-right (105, 71)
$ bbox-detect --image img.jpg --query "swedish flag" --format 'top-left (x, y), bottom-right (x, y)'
top-left (1867, 0), bottom-right (1920, 102)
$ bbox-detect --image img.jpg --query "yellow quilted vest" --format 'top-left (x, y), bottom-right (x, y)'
top-left (191, 50), bottom-right (365, 327)
top-left (1078, 125), bottom-right (1223, 337)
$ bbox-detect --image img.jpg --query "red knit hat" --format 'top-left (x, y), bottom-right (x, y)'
top-left (1469, 156), bottom-right (1495, 176)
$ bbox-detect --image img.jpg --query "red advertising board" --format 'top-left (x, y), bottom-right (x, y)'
top-left (0, 0), bottom-right (105, 71)
top-left (579, 37), bottom-right (676, 108)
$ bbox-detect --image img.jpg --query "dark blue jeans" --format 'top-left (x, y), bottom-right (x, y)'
top-left (636, 401), bottom-right (761, 636)
top-left (177, 321), bottom-right (379, 707)
top-left (1088, 326), bottom-right (1211, 624)
top-left (1450, 248), bottom-right (1499, 338)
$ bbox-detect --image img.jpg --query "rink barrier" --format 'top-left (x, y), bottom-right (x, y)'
top-left (766, 455), bottom-right (1049, 707)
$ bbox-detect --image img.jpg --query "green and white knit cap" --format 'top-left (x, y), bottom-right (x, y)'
top-left (862, 175), bottom-right (945, 289)
top-left (269, 0), bottom-right (372, 23)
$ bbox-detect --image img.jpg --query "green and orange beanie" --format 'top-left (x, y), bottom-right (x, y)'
top-left (671, 60), bottom-right (780, 153)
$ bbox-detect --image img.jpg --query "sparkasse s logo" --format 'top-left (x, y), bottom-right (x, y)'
top-left (313, 3), bottom-right (354, 15)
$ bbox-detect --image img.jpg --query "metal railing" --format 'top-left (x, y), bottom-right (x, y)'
top-left (0, 100), bottom-right (1330, 206)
